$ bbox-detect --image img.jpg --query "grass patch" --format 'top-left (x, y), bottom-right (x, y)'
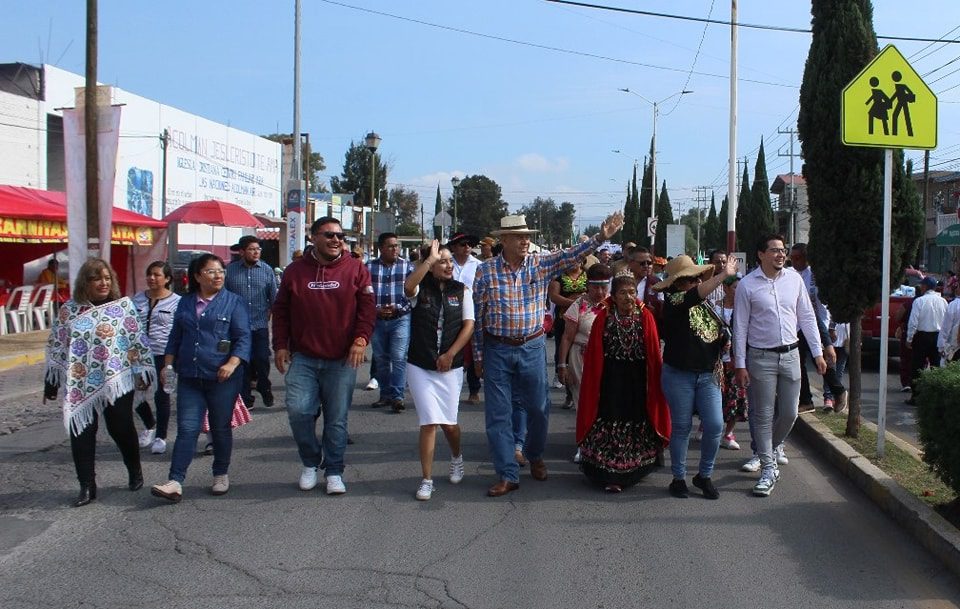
top-left (812, 411), bottom-right (957, 508)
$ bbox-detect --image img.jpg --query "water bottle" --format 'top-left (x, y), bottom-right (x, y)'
top-left (163, 365), bottom-right (177, 394)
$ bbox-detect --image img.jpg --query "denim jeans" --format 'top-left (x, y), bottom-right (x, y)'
top-left (482, 335), bottom-right (549, 483)
top-left (512, 397), bottom-right (527, 451)
top-left (243, 328), bottom-right (272, 404)
top-left (372, 315), bottom-right (411, 401)
top-left (168, 373), bottom-right (243, 483)
top-left (285, 353), bottom-right (356, 476)
top-left (746, 347), bottom-right (802, 470)
top-left (661, 364), bottom-right (724, 479)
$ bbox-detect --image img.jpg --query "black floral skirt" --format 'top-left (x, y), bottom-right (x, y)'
top-left (579, 418), bottom-right (660, 487)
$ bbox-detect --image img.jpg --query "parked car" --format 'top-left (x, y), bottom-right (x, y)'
top-left (861, 290), bottom-right (912, 357)
top-left (172, 249), bottom-right (213, 294)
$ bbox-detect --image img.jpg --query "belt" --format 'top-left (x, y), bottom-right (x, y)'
top-left (379, 309), bottom-right (409, 320)
top-left (485, 328), bottom-right (545, 346)
top-left (749, 342), bottom-right (799, 354)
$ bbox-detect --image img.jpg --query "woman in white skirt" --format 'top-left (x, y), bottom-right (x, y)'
top-left (403, 240), bottom-right (475, 500)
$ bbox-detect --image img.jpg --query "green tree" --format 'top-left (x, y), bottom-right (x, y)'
top-left (703, 192), bottom-right (720, 252)
top-left (679, 207), bottom-right (705, 256)
top-left (717, 194), bottom-right (730, 251)
top-left (262, 133), bottom-right (327, 193)
top-left (622, 171), bottom-right (638, 245)
top-left (329, 139), bottom-right (388, 208)
top-left (388, 187), bottom-right (421, 237)
top-left (556, 202), bottom-right (577, 246)
top-left (515, 197), bottom-right (576, 247)
top-left (639, 148), bottom-right (655, 248)
top-left (434, 185), bottom-right (443, 240)
top-left (654, 181), bottom-right (674, 257)
top-left (734, 165), bottom-right (751, 259)
top-left (582, 224), bottom-right (601, 239)
top-left (446, 175), bottom-right (508, 240)
top-left (797, 0), bottom-right (921, 437)
top-left (751, 139), bottom-right (776, 248)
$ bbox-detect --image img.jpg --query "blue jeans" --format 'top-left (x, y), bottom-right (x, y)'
top-left (285, 353), bottom-right (356, 476)
top-left (482, 335), bottom-right (549, 483)
top-left (661, 364), bottom-right (724, 479)
top-left (512, 397), bottom-right (527, 451)
top-left (168, 373), bottom-right (243, 483)
top-left (243, 328), bottom-right (272, 404)
top-left (372, 316), bottom-right (411, 401)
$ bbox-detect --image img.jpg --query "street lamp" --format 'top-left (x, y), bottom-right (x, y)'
top-left (451, 176), bottom-right (461, 238)
top-left (619, 88), bottom-right (692, 243)
top-left (365, 131), bottom-right (381, 254)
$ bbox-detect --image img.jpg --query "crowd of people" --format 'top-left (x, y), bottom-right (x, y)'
top-left (48, 208), bottom-right (925, 507)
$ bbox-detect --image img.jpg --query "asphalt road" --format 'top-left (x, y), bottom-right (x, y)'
top-left (0, 359), bottom-right (957, 609)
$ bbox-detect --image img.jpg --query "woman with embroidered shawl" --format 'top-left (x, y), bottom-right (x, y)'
top-left (654, 254), bottom-right (738, 500)
top-left (575, 271), bottom-right (670, 493)
top-left (44, 258), bottom-right (155, 507)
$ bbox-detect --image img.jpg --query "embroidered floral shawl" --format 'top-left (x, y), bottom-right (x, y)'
top-left (45, 297), bottom-right (155, 435)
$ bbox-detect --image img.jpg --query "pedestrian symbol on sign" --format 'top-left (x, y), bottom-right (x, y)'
top-left (842, 45), bottom-right (936, 150)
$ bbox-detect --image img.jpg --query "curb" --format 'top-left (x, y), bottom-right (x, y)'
top-left (0, 351), bottom-right (45, 372)
top-left (794, 414), bottom-right (960, 580)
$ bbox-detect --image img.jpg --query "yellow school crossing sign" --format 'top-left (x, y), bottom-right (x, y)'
top-left (842, 45), bottom-right (937, 149)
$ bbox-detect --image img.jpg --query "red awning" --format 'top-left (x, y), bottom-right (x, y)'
top-left (0, 185), bottom-right (167, 228)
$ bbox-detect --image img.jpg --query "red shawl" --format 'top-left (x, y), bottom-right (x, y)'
top-left (575, 298), bottom-right (671, 446)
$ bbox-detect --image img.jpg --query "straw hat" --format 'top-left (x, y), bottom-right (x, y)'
top-left (651, 255), bottom-right (715, 291)
top-left (479, 236), bottom-right (496, 247)
top-left (491, 215), bottom-right (539, 236)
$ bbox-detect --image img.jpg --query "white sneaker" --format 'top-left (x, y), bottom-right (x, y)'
top-left (775, 444), bottom-right (789, 465)
top-left (365, 378), bottom-right (379, 391)
top-left (299, 466), bottom-right (318, 491)
top-left (325, 475), bottom-right (346, 495)
top-left (211, 475), bottom-right (229, 496)
top-left (720, 434), bottom-right (741, 450)
top-left (449, 456), bottom-right (465, 484)
top-left (552, 376), bottom-right (563, 389)
top-left (138, 428), bottom-right (156, 448)
top-left (416, 479), bottom-right (434, 501)
top-left (752, 467), bottom-right (779, 497)
top-left (740, 455), bottom-right (761, 472)
top-left (151, 479), bottom-right (182, 502)
top-left (573, 449), bottom-right (582, 464)
top-left (150, 438), bottom-right (167, 454)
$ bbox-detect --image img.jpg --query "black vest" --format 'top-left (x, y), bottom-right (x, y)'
top-left (407, 275), bottom-right (467, 371)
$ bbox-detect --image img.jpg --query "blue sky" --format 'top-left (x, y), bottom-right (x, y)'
top-left (2, 0), bottom-right (958, 230)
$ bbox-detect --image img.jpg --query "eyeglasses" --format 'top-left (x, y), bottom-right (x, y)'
top-left (766, 247), bottom-right (787, 255)
top-left (316, 231), bottom-right (346, 241)
top-left (201, 269), bottom-right (226, 276)
top-left (244, 247), bottom-right (262, 252)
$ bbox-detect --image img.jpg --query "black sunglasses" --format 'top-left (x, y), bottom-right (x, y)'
top-left (315, 231), bottom-right (346, 240)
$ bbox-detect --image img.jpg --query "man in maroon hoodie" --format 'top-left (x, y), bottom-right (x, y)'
top-left (272, 216), bottom-right (376, 496)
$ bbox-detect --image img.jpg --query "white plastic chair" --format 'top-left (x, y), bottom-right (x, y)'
top-left (5, 286), bottom-right (35, 333)
top-left (31, 284), bottom-right (55, 330)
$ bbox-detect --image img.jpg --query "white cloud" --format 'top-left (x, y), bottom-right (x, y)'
top-left (514, 153), bottom-right (569, 173)
top-left (405, 171), bottom-right (465, 189)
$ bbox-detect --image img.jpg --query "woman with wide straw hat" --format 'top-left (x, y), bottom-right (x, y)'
top-left (654, 254), bottom-right (738, 500)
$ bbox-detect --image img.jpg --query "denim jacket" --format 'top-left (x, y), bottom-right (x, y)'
top-left (166, 289), bottom-right (251, 381)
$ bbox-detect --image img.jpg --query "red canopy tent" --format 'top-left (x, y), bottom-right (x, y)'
top-left (0, 185), bottom-right (168, 293)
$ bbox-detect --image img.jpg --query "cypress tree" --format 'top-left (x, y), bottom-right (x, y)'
top-left (735, 165), bottom-right (751, 259)
top-left (703, 192), bottom-right (719, 252)
top-left (434, 184), bottom-right (443, 240)
top-left (718, 194), bottom-right (730, 252)
top-left (654, 180), bottom-right (673, 257)
top-left (752, 138), bottom-right (776, 244)
top-left (623, 169), bottom-right (639, 244)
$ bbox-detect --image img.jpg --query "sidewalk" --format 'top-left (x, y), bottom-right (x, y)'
top-left (0, 330), bottom-right (47, 372)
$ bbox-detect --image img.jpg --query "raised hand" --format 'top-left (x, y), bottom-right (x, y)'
top-left (600, 211), bottom-right (625, 240)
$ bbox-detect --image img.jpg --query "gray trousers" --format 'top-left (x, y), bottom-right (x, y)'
top-left (746, 347), bottom-right (802, 470)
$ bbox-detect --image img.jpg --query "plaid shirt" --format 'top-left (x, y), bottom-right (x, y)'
top-left (367, 257), bottom-right (414, 313)
top-left (473, 237), bottom-right (599, 360)
top-left (224, 259), bottom-right (277, 330)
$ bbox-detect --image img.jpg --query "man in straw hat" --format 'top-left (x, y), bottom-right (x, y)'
top-left (473, 211), bottom-right (624, 497)
top-left (732, 234), bottom-right (826, 497)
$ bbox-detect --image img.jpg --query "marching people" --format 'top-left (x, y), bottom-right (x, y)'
top-left (558, 263), bottom-right (612, 412)
top-left (45, 258), bottom-right (154, 507)
top-left (655, 254), bottom-right (738, 500)
top-left (225, 235), bottom-right (277, 409)
top-left (575, 269), bottom-right (670, 492)
top-left (732, 235), bottom-right (826, 497)
top-left (716, 274), bottom-right (747, 449)
top-left (403, 240), bottom-right (474, 500)
top-left (549, 260), bottom-right (587, 408)
top-left (472, 211), bottom-right (623, 497)
top-left (151, 254), bottom-right (251, 502)
top-left (623, 245), bottom-right (664, 325)
top-left (368, 232), bottom-right (414, 412)
top-left (448, 232), bottom-right (483, 404)
top-left (272, 217), bottom-right (375, 496)
top-left (131, 261), bottom-right (181, 454)
top-left (906, 276), bottom-right (947, 404)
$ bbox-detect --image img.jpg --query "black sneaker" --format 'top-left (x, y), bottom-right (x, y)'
top-left (262, 390), bottom-right (274, 408)
top-left (669, 478), bottom-right (689, 498)
top-left (692, 474), bottom-right (719, 500)
top-left (392, 399), bottom-right (406, 412)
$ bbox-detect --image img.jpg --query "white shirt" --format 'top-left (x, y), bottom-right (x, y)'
top-left (907, 290), bottom-right (947, 342)
top-left (937, 298), bottom-right (960, 353)
top-left (452, 254), bottom-right (481, 291)
top-left (797, 265), bottom-right (830, 325)
top-left (636, 276), bottom-right (665, 302)
top-left (732, 266), bottom-right (823, 368)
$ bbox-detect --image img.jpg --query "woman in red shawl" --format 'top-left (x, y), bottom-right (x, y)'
top-left (575, 271), bottom-right (670, 492)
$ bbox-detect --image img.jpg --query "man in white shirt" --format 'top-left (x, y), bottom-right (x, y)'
top-left (448, 232), bottom-right (483, 403)
top-left (733, 235), bottom-right (826, 497)
top-left (907, 276), bottom-right (947, 402)
top-left (938, 295), bottom-right (960, 364)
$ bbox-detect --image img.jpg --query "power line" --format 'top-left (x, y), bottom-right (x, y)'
top-left (544, 0), bottom-right (960, 44)
top-left (662, 0), bottom-right (715, 117)
top-left (909, 25), bottom-right (960, 60)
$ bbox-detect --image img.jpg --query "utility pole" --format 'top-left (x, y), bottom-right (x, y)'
top-left (726, 0), bottom-right (739, 255)
top-left (778, 127), bottom-right (800, 245)
top-left (85, 0), bottom-right (99, 255)
top-left (923, 150), bottom-right (930, 269)
top-left (694, 186), bottom-right (710, 256)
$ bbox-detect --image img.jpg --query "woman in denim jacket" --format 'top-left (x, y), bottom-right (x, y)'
top-left (152, 254), bottom-right (250, 502)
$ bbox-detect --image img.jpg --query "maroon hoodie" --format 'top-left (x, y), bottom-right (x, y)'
top-left (272, 250), bottom-right (375, 360)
